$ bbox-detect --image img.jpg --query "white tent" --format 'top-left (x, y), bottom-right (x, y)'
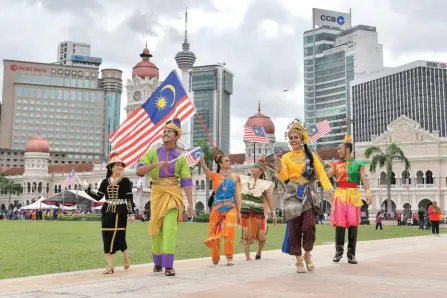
top-left (20, 201), bottom-right (57, 210)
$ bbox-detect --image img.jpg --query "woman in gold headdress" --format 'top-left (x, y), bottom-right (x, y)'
top-left (85, 152), bottom-right (135, 274)
top-left (277, 121), bottom-right (334, 273)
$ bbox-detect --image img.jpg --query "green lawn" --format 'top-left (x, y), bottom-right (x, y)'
top-left (0, 221), bottom-right (442, 279)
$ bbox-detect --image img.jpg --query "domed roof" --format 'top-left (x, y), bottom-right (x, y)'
top-left (244, 102), bottom-right (275, 134)
top-left (25, 134), bottom-right (50, 153)
top-left (132, 46), bottom-right (159, 79)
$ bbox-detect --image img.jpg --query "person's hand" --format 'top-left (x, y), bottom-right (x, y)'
top-left (272, 215), bottom-right (277, 226)
top-left (187, 205), bottom-right (195, 217)
top-left (157, 161), bottom-right (169, 168)
top-left (129, 214), bottom-right (135, 223)
top-left (366, 197), bottom-right (373, 205)
top-left (327, 189), bottom-right (335, 201)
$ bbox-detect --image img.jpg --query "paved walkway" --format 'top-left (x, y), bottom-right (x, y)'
top-left (1, 235), bottom-right (446, 298)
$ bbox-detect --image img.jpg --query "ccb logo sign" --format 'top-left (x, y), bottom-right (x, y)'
top-left (10, 64), bottom-right (17, 71)
top-left (320, 15), bottom-right (345, 25)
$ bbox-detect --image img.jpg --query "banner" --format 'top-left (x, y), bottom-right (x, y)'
top-left (313, 8), bottom-right (351, 30)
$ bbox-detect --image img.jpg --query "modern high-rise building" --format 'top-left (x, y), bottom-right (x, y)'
top-left (100, 69), bottom-right (123, 157)
top-left (175, 8), bottom-right (196, 148)
top-left (57, 41), bottom-right (91, 65)
top-left (0, 59), bottom-right (122, 167)
top-left (303, 24), bottom-right (383, 147)
top-left (190, 64), bottom-right (233, 154)
top-left (351, 60), bottom-right (447, 142)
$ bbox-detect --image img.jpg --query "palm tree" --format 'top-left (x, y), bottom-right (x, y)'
top-left (0, 174), bottom-right (23, 210)
top-left (365, 143), bottom-right (410, 214)
top-left (195, 140), bottom-right (222, 210)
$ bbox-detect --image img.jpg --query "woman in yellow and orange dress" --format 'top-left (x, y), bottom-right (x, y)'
top-left (277, 121), bottom-right (334, 273)
top-left (199, 155), bottom-right (242, 266)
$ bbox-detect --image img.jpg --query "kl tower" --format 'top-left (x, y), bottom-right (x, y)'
top-left (175, 7), bottom-right (196, 149)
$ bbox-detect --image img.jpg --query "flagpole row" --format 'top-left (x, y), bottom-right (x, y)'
top-left (194, 112), bottom-right (219, 156)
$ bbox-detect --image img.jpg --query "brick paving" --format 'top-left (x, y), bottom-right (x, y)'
top-left (0, 235), bottom-right (446, 298)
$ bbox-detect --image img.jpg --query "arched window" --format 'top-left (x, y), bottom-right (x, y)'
top-left (26, 200), bottom-right (30, 206)
top-left (94, 183), bottom-right (98, 190)
top-left (32, 182), bottom-right (37, 193)
top-left (38, 182), bottom-right (42, 193)
top-left (27, 182), bottom-right (31, 193)
top-left (380, 172), bottom-right (387, 185)
top-left (195, 180), bottom-right (200, 190)
top-left (390, 172), bottom-right (396, 185)
top-left (200, 180), bottom-right (205, 190)
top-left (425, 170), bottom-right (433, 184)
top-left (58, 185), bottom-right (62, 193)
top-left (416, 170), bottom-right (424, 184)
top-left (46, 183), bottom-right (50, 193)
top-left (402, 170), bottom-right (411, 185)
top-left (54, 185), bottom-right (58, 194)
top-left (74, 184), bottom-right (77, 190)
top-left (68, 185), bottom-right (71, 190)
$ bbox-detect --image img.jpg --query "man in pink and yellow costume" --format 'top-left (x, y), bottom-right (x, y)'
top-left (326, 133), bottom-right (373, 264)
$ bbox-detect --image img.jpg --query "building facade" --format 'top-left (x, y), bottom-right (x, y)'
top-left (0, 59), bottom-right (122, 167)
top-left (57, 41), bottom-right (91, 65)
top-left (190, 64), bottom-right (233, 153)
top-left (354, 115), bottom-right (447, 218)
top-left (304, 24), bottom-right (383, 148)
top-left (351, 60), bottom-right (447, 143)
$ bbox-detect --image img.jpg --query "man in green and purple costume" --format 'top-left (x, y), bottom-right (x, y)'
top-left (136, 119), bottom-right (194, 276)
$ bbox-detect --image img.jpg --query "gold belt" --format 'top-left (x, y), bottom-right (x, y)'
top-left (152, 178), bottom-right (179, 186)
top-left (290, 176), bottom-right (309, 185)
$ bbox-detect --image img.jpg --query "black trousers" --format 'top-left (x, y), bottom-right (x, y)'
top-left (375, 223), bottom-right (383, 230)
top-left (431, 221), bottom-right (440, 234)
top-left (335, 226), bottom-right (358, 257)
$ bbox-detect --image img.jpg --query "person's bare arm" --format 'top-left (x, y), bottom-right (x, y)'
top-left (360, 166), bottom-right (373, 205)
top-left (199, 158), bottom-right (213, 178)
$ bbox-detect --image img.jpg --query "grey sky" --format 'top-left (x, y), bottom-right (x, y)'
top-left (1, 0), bottom-right (446, 153)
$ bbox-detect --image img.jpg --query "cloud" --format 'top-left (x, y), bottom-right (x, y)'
top-left (0, 0), bottom-right (445, 154)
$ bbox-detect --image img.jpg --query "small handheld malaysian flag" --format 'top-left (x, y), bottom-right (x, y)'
top-left (244, 126), bottom-right (269, 143)
top-left (308, 120), bottom-right (332, 143)
top-left (62, 169), bottom-right (76, 190)
top-left (185, 147), bottom-right (204, 167)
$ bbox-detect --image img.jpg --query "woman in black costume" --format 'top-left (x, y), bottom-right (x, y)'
top-left (85, 151), bottom-right (135, 274)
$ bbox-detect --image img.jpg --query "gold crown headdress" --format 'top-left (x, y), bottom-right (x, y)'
top-left (285, 119), bottom-right (309, 144)
top-left (344, 132), bottom-right (352, 144)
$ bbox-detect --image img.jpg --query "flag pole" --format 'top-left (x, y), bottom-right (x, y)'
top-left (253, 125), bottom-right (256, 162)
top-left (194, 111), bottom-right (218, 156)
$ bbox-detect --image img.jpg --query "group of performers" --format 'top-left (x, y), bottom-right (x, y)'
top-left (85, 118), bottom-right (373, 276)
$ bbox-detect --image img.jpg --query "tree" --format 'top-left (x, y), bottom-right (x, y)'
top-left (0, 175), bottom-right (23, 210)
top-left (365, 143), bottom-right (410, 214)
top-left (195, 139), bottom-right (222, 211)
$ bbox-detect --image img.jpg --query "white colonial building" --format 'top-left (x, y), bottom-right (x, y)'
top-left (355, 115), bottom-right (447, 217)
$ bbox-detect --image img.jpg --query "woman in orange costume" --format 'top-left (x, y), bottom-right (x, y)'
top-left (199, 155), bottom-right (242, 266)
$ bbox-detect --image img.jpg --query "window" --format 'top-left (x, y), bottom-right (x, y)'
top-left (65, 70), bottom-right (70, 75)
top-left (58, 69), bottom-right (63, 74)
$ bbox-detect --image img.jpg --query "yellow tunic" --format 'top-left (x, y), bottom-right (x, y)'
top-left (277, 149), bottom-right (332, 191)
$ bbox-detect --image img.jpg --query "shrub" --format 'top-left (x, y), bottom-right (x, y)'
top-left (58, 215), bottom-right (101, 221)
top-left (267, 217), bottom-right (284, 224)
top-left (193, 213), bottom-right (209, 223)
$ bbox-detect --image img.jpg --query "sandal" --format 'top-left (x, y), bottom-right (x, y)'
top-left (296, 257), bottom-right (306, 273)
top-left (165, 268), bottom-right (176, 276)
top-left (153, 265), bottom-right (162, 273)
top-left (226, 255), bottom-right (234, 266)
top-left (124, 257), bottom-right (130, 270)
top-left (255, 254), bottom-right (261, 260)
top-left (103, 266), bottom-right (115, 274)
top-left (304, 254), bottom-right (315, 271)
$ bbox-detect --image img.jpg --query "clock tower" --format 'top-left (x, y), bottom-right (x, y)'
top-left (125, 45), bottom-right (161, 116)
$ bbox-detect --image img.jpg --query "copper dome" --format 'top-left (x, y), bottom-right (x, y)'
top-left (132, 46), bottom-right (159, 79)
top-left (244, 102), bottom-right (275, 134)
top-left (25, 135), bottom-right (50, 153)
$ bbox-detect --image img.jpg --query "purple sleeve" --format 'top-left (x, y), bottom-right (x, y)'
top-left (180, 178), bottom-right (193, 188)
